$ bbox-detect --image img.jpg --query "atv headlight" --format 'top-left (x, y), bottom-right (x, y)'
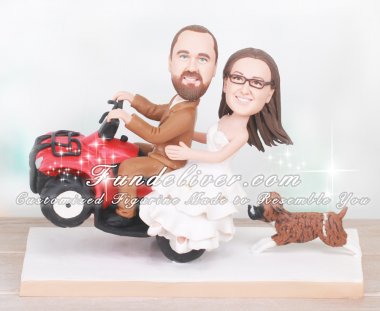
top-left (35, 156), bottom-right (43, 169)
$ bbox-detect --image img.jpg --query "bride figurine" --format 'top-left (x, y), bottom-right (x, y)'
top-left (140, 47), bottom-right (292, 255)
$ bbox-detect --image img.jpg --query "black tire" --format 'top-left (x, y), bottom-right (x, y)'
top-left (156, 236), bottom-right (205, 263)
top-left (40, 175), bottom-right (94, 227)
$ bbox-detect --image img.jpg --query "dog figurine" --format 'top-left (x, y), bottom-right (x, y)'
top-left (248, 192), bottom-right (361, 256)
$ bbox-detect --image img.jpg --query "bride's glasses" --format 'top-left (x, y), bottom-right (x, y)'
top-left (227, 74), bottom-right (274, 89)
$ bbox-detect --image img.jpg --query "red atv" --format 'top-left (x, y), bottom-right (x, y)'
top-left (29, 100), bottom-right (205, 262)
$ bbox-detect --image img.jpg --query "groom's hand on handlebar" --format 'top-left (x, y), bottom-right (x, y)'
top-left (106, 109), bottom-right (132, 125)
top-left (112, 91), bottom-right (135, 103)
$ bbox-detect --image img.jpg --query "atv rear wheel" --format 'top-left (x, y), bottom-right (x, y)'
top-left (156, 236), bottom-right (205, 263)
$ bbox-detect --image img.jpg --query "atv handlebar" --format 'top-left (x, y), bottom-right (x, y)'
top-left (98, 100), bottom-right (125, 140)
top-left (98, 100), bottom-right (124, 124)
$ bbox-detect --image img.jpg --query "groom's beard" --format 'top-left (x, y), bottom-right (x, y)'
top-left (171, 71), bottom-right (210, 101)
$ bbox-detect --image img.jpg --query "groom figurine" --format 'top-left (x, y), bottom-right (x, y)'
top-left (105, 25), bottom-right (218, 227)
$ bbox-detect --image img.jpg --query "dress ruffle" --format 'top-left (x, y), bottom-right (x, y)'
top-left (139, 123), bottom-right (246, 254)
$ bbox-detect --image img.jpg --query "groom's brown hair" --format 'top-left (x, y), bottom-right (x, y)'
top-left (170, 25), bottom-right (218, 63)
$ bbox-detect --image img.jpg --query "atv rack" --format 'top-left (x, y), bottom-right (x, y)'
top-left (51, 130), bottom-right (82, 157)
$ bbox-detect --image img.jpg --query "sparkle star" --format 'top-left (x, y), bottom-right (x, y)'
top-left (300, 124), bottom-right (357, 201)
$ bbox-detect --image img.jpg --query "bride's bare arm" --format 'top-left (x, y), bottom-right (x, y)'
top-left (165, 131), bottom-right (248, 163)
top-left (192, 131), bottom-right (207, 144)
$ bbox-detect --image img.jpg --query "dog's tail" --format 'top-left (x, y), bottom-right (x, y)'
top-left (338, 207), bottom-right (348, 219)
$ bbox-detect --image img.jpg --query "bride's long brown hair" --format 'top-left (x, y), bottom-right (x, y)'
top-left (219, 48), bottom-right (292, 151)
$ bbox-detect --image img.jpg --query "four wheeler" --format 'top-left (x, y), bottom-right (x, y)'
top-left (29, 100), bottom-right (205, 263)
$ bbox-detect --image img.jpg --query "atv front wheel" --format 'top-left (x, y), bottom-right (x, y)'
top-left (40, 175), bottom-right (94, 227)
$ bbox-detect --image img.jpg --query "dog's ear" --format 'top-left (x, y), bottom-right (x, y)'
top-left (272, 205), bottom-right (287, 214)
top-left (268, 192), bottom-right (289, 214)
top-left (268, 195), bottom-right (283, 212)
top-left (273, 204), bottom-right (292, 220)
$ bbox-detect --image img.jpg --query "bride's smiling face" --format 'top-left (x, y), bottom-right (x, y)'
top-left (223, 57), bottom-right (275, 117)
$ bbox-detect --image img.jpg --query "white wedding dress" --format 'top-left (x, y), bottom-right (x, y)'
top-left (139, 123), bottom-right (246, 253)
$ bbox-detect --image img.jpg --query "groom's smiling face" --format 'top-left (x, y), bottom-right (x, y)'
top-left (169, 30), bottom-right (217, 101)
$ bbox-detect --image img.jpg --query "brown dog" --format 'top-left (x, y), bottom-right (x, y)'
top-left (248, 192), bottom-right (360, 255)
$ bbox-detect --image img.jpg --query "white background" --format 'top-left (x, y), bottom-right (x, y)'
top-left (0, 0), bottom-right (379, 218)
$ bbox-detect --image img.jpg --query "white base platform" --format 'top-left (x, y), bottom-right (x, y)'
top-left (20, 227), bottom-right (363, 298)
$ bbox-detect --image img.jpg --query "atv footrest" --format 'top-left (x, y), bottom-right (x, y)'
top-left (93, 205), bottom-right (149, 237)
